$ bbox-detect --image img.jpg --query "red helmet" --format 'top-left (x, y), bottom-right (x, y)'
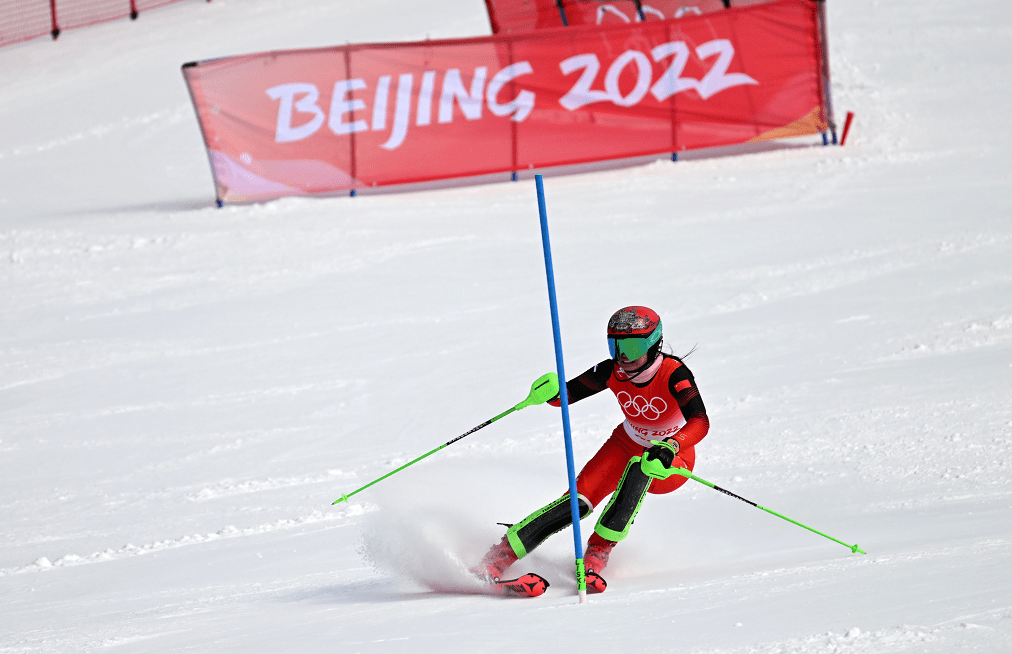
top-left (607, 306), bottom-right (662, 361)
top-left (607, 306), bottom-right (661, 336)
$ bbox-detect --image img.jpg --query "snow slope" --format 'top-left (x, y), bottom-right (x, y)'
top-left (1, 0), bottom-right (1011, 652)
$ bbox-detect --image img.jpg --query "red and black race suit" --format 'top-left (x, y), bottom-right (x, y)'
top-left (550, 355), bottom-right (710, 506)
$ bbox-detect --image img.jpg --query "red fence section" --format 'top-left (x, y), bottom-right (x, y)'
top-left (0, 0), bottom-right (208, 47)
top-left (183, 0), bottom-right (829, 204)
top-left (484, 0), bottom-right (776, 33)
top-left (0, 1), bottom-right (51, 45)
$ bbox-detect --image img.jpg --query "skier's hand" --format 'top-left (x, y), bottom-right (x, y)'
top-left (644, 439), bottom-right (679, 469)
top-left (641, 439), bottom-right (681, 480)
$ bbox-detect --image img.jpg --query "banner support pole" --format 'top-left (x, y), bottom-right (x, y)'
top-left (535, 174), bottom-right (587, 603)
top-left (555, 0), bottom-right (569, 26)
top-left (815, 0), bottom-right (838, 143)
top-left (49, 0), bottom-right (60, 39)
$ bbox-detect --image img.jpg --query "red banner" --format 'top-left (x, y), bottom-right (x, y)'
top-left (484, 0), bottom-right (776, 34)
top-left (183, 0), bottom-right (828, 203)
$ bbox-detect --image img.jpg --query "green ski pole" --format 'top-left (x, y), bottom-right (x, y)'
top-left (641, 443), bottom-right (865, 554)
top-left (332, 372), bottom-right (560, 505)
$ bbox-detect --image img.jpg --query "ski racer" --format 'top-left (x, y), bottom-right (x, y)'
top-left (472, 306), bottom-right (710, 592)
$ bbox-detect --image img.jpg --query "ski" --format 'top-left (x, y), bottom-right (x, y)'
top-left (485, 573), bottom-right (549, 597)
top-left (586, 571), bottom-right (607, 594)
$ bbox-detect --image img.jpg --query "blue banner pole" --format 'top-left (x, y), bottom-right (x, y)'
top-left (534, 174), bottom-right (587, 603)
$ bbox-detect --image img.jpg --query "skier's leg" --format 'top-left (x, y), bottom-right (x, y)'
top-left (471, 493), bottom-right (591, 581)
top-left (504, 423), bottom-right (643, 558)
top-left (577, 453), bottom-right (651, 593)
top-left (586, 449), bottom-right (692, 590)
top-left (593, 455), bottom-right (653, 542)
top-left (574, 424), bottom-right (640, 508)
top-left (505, 492), bottom-right (594, 558)
top-left (503, 423), bottom-right (637, 559)
top-left (473, 424), bottom-right (636, 581)
top-left (595, 444), bottom-right (693, 542)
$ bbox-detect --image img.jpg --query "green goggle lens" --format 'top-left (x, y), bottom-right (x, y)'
top-left (607, 329), bottom-right (661, 361)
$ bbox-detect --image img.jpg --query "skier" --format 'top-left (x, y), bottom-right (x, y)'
top-left (472, 306), bottom-right (710, 592)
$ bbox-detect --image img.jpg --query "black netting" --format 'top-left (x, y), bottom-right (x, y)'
top-left (0, 0), bottom-right (203, 47)
top-left (0, 1), bottom-right (52, 46)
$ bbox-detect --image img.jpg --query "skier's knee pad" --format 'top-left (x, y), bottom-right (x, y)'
top-left (506, 493), bottom-right (593, 558)
top-left (594, 456), bottom-right (652, 542)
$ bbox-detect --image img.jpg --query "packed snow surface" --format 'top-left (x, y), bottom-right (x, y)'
top-left (1, 0), bottom-right (1011, 652)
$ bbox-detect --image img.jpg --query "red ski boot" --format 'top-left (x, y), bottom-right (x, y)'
top-left (583, 534), bottom-right (616, 593)
top-left (470, 536), bottom-right (519, 582)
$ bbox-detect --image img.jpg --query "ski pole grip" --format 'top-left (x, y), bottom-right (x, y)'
top-left (514, 372), bottom-right (560, 411)
top-left (640, 440), bottom-right (681, 480)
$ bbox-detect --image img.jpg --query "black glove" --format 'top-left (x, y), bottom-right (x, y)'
top-left (644, 439), bottom-right (679, 469)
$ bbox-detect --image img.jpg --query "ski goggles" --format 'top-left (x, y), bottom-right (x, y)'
top-left (608, 329), bottom-right (661, 361)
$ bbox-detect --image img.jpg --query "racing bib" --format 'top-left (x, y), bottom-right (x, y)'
top-left (607, 357), bottom-right (686, 447)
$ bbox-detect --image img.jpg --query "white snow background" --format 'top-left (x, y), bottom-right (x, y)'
top-left (2, 0), bottom-right (1011, 651)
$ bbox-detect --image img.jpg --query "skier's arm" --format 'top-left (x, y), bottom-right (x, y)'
top-left (548, 359), bottom-right (614, 406)
top-left (664, 364), bottom-right (709, 449)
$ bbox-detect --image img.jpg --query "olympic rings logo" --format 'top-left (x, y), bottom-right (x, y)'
top-left (616, 391), bottom-right (668, 421)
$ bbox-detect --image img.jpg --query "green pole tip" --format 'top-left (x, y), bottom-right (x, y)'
top-left (332, 493), bottom-right (350, 505)
top-left (852, 544), bottom-right (865, 554)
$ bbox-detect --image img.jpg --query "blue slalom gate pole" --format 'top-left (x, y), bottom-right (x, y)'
top-left (535, 174), bottom-right (588, 603)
